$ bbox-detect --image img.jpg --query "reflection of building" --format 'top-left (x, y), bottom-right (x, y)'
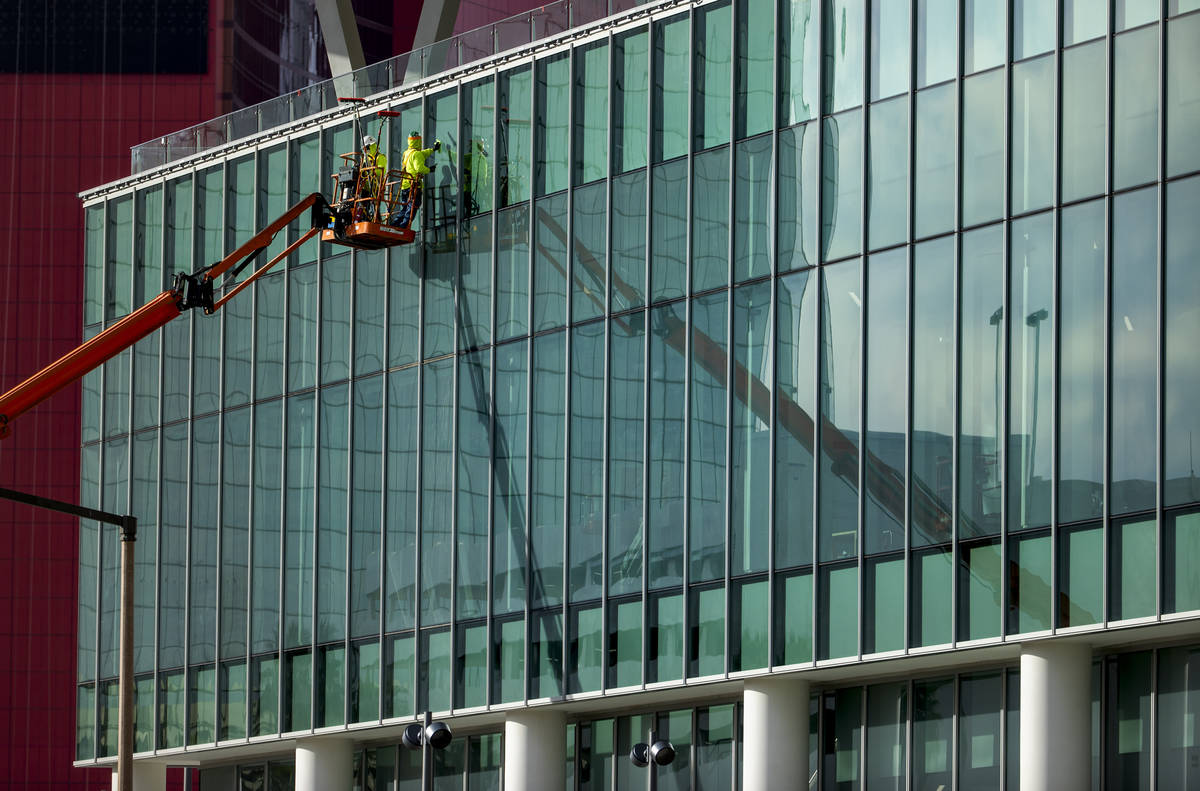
top-left (73, 0), bottom-right (1200, 789)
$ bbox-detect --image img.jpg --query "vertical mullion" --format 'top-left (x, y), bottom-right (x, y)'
top-left (766, 0), bottom-right (780, 670)
top-left (858, 0), bottom-right (870, 662)
top-left (723, 0), bottom-right (737, 679)
top-left (276, 235), bottom-right (289, 734)
top-left (600, 30), bottom-right (615, 694)
top-left (641, 17), bottom-right (653, 691)
top-left (810, 0), bottom-right (824, 665)
top-left (951, 231), bottom-right (961, 646)
top-left (1154, 5), bottom-right (1166, 626)
top-left (413, 92), bottom-right (428, 719)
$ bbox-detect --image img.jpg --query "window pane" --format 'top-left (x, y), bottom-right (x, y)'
top-left (1059, 200), bottom-right (1106, 523)
top-left (651, 159), bottom-right (688, 301)
top-left (1111, 189), bottom-right (1157, 515)
top-left (654, 15), bottom-right (690, 162)
top-left (320, 646), bottom-right (347, 728)
top-left (352, 642), bottom-right (380, 724)
top-left (1009, 213), bottom-right (1053, 531)
top-left (865, 249), bottom-right (906, 553)
top-left (870, 0), bottom-right (910, 100)
top-left (252, 402), bottom-right (282, 654)
top-left (962, 70), bottom-right (1005, 226)
top-left (614, 30), bottom-right (649, 174)
top-left (190, 418), bottom-right (219, 664)
top-left (106, 195), bottom-right (133, 320)
top-left (692, 146), bottom-right (730, 291)
top-left (134, 186), bottom-right (163, 306)
top-left (569, 186), bottom-right (607, 325)
top-left (159, 425), bottom-right (186, 669)
top-left (695, 2), bottom-right (732, 150)
top-left (865, 556), bottom-right (905, 653)
top-left (819, 261), bottom-right (861, 560)
top-left (866, 682), bottom-right (907, 784)
top-left (732, 283), bottom-right (772, 573)
top-left (912, 548), bottom-right (953, 646)
top-left (959, 225), bottom-right (1004, 537)
top-left (696, 705), bottom-right (735, 791)
top-left (226, 155), bottom-right (254, 274)
top-left (421, 361), bottom-right (453, 626)
top-left (734, 135), bottom-right (773, 282)
top-left (820, 565), bottom-right (858, 659)
top-left (691, 292), bottom-right (728, 581)
top-left (1166, 185), bottom-right (1200, 493)
top-left (914, 84), bottom-right (955, 237)
top-left (1060, 524), bottom-right (1104, 626)
top-left (494, 342), bottom-right (528, 615)
top-left (317, 385), bottom-right (349, 644)
top-left (461, 215), bottom-right (491, 349)
top-left (420, 630), bottom-right (452, 713)
top-left (1014, 0), bottom-right (1056, 58)
top-left (823, 0), bottom-right (865, 113)
top-left (778, 123), bottom-right (819, 271)
top-left (570, 323), bottom-right (605, 601)
top-left (964, 0), bottom-right (1005, 73)
top-left (386, 634), bottom-right (415, 719)
top-left (912, 238), bottom-right (954, 546)
top-left (496, 204), bottom-right (530, 340)
top-left (868, 96), bottom-right (909, 249)
top-left (289, 135), bottom-right (320, 267)
top-left (780, 0), bottom-right (819, 124)
top-left (1011, 55), bottom-right (1055, 214)
top-left (463, 79), bottom-right (494, 216)
top-left (531, 611), bottom-right (563, 699)
top-left (535, 54), bottom-right (569, 196)
top-left (608, 600), bottom-right (642, 687)
top-left (612, 170), bottom-right (647, 310)
top-left (649, 302), bottom-right (687, 588)
top-left (1167, 510), bottom-right (1200, 609)
top-left (425, 91), bottom-right (458, 228)
top-left (499, 67), bottom-right (533, 207)
top-left (737, 0), bottom-right (775, 138)
top-left (288, 265), bottom-right (317, 391)
top-left (349, 379), bottom-right (383, 640)
top-left (649, 592), bottom-right (684, 682)
top-left (492, 619), bottom-right (524, 704)
top-left (822, 110), bottom-right (863, 261)
top-left (733, 579), bottom-right (769, 670)
top-left (913, 678), bottom-right (954, 788)
top-left (387, 368), bottom-right (419, 632)
top-left (774, 572), bottom-right (814, 664)
top-left (455, 624), bottom-right (487, 708)
top-left (84, 205), bottom-right (103, 326)
top-left (189, 665), bottom-right (216, 745)
top-left (1009, 533), bottom-right (1052, 633)
top-left (1167, 16), bottom-right (1200, 176)
top-left (221, 410), bottom-right (251, 658)
top-left (1066, 0), bottom-right (1108, 43)
top-left (689, 586), bottom-right (725, 677)
top-left (959, 541), bottom-right (1002, 640)
top-left (457, 352), bottom-right (490, 622)
top-left (917, 0), bottom-right (957, 86)
top-left (1105, 652), bottom-right (1152, 790)
top-left (1062, 42), bottom-right (1107, 203)
top-left (1112, 517), bottom-right (1156, 620)
top-left (958, 674), bottom-right (1003, 790)
top-left (1114, 28), bottom-right (1160, 189)
top-left (1116, 0), bottom-right (1159, 29)
top-left (533, 193), bottom-right (568, 331)
top-left (320, 254), bottom-right (351, 384)
top-left (1157, 646), bottom-right (1200, 789)
top-left (777, 270), bottom-right (817, 568)
top-left (531, 332), bottom-right (566, 608)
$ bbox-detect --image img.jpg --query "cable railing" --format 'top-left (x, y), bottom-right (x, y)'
top-left (130, 0), bottom-right (653, 174)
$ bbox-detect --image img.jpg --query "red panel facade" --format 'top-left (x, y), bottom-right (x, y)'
top-left (0, 14), bottom-right (222, 791)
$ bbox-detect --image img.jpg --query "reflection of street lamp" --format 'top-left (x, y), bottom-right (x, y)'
top-left (402, 711), bottom-right (454, 791)
top-left (1024, 308), bottom-right (1049, 528)
top-left (629, 728), bottom-right (676, 791)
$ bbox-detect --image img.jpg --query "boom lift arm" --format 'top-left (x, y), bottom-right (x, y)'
top-left (0, 192), bottom-right (333, 441)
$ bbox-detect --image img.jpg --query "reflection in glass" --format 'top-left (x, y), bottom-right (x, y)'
top-left (818, 261), bottom-right (861, 561)
top-left (912, 238), bottom-right (954, 546)
top-left (317, 386), bottom-right (349, 644)
top-left (651, 159), bottom-right (688, 301)
top-left (350, 379), bottom-right (382, 639)
top-left (733, 579), bottom-right (769, 670)
top-left (574, 42), bottom-right (608, 185)
top-left (823, 0), bottom-right (864, 113)
top-left (1065, 0), bottom-right (1108, 44)
top-left (1166, 178), bottom-right (1200, 505)
top-left (1114, 28), bottom-right (1159, 190)
top-left (1167, 16), bottom-right (1200, 177)
top-left (1060, 524), bottom-right (1103, 626)
top-left (960, 225), bottom-right (1004, 537)
top-left (461, 214), bottom-right (492, 348)
top-left (535, 54), bottom-right (569, 197)
top-left (190, 417), bottom-right (219, 664)
top-left (692, 147), bottom-right (730, 291)
top-left (912, 548), bottom-right (952, 646)
top-left (776, 271), bottom-right (817, 569)
top-left (499, 66), bottom-right (533, 207)
top-left (649, 303), bottom-right (687, 588)
top-left (1156, 646), bottom-right (1200, 788)
top-left (775, 572), bottom-right (813, 664)
top-left (821, 110), bottom-right (862, 262)
top-left (959, 540), bottom-right (1002, 640)
top-left (386, 368), bottom-right (419, 632)
top-left (962, 70), bottom-right (1005, 227)
top-left (1059, 200), bottom-right (1105, 523)
top-left (779, 123), bottom-right (818, 271)
top-left (354, 250), bottom-right (385, 376)
top-left (457, 352), bottom-right (490, 620)
top-left (866, 556), bottom-right (904, 653)
top-left (917, 0), bottom-right (957, 86)
top-left (649, 592), bottom-right (683, 682)
top-left (865, 249), bottom-right (906, 554)
top-left (732, 283), bottom-right (772, 574)
top-left (493, 342), bottom-right (527, 616)
top-left (915, 84), bottom-right (955, 238)
top-left (1014, 0), bottom-right (1056, 58)
top-left (320, 254), bottom-right (351, 384)
top-left (421, 360), bottom-right (453, 626)
top-left (691, 292), bottom-right (728, 582)
top-left (1010, 213), bottom-right (1053, 531)
top-left (531, 333), bottom-right (566, 608)
top-left (1104, 652), bottom-right (1152, 790)
top-left (866, 682), bottom-right (907, 785)
top-left (611, 170), bottom-right (647, 310)
top-left (958, 674), bottom-right (1002, 790)
top-left (964, 0), bottom-right (1005, 73)
top-left (1011, 55), bottom-right (1055, 215)
top-left (780, 0), bottom-right (819, 124)
top-left (1111, 189), bottom-right (1157, 515)
top-left (654, 15), bottom-right (690, 162)
top-left (734, 135), bottom-right (773, 283)
top-left (221, 410), bottom-right (250, 658)
top-left (1008, 533), bottom-right (1052, 633)
top-left (573, 183), bottom-right (607, 323)
top-left (868, 96), bottom-right (908, 250)
top-left (1116, 0), bottom-right (1158, 30)
top-left (533, 192), bottom-right (568, 331)
top-left (821, 688), bottom-right (862, 790)
top-left (614, 30), bottom-right (649, 174)
top-left (609, 317), bottom-right (644, 597)
top-left (1111, 517), bottom-right (1156, 620)
top-left (689, 586), bottom-right (725, 676)
top-left (463, 79), bottom-right (494, 216)
top-left (870, 0), bottom-right (910, 100)
top-left (570, 323), bottom-right (605, 602)
top-left (694, 2), bottom-right (731, 150)
top-left (820, 565), bottom-right (858, 659)
top-left (496, 204), bottom-right (530, 340)
top-left (737, 0), bottom-right (774, 138)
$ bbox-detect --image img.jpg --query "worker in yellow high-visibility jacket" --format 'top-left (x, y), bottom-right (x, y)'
top-left (395, 131), bottom-right (440, 228)
top-left (361, 134), bottom-right (387, 198)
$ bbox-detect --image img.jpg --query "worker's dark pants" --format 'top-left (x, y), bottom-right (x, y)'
top-left (394, 186), bottom-right (422, 228)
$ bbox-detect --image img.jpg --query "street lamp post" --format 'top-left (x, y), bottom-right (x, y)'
top-left (0, 486), bottom-right (136, 791)
top-left (402, 710), bottom-right (453, 791)
top-left (629, 729), bottom-right (676, 791)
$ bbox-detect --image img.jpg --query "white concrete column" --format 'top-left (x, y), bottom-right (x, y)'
top-left (1020, 641), bottom-right (1092, 791)
top-left (505, 708), bottom-right (566, 791)
top-left (110, 761), bottom-right (166, 791)
top-left (743, 676), bottom-right (811, 791)
top-left (296, 737), bottom-right (355, 791)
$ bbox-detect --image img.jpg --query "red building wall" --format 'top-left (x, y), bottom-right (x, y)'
top-left (0, 8), bottom-right (224, 788)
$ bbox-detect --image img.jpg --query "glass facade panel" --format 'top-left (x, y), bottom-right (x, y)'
top-left (778, 122), bottom-right (818, 271)
top-left (958, 673), bottom-right (1002, 789)
top-left (1112, 517), bottom-right (1156, 620)
top-left (776, 270), bottom-right (817, 568)
top-left (737, 0), bottom-right (774, 138)
top-left (962, 70), bottom-right (1005, 227)
top-left (912, 237), bottom-right (954, 547)
top-left (654, 15), bottom-right (690, 163)
top-left (1168, 15), bottom-right (1200, 177)
top-left (1062, 41), bottom-right (1107, 204)
top-left (534, 193), bottom-right (568, 331)
top-left (499, 67), bottom-right (532, 208)
top-left (1011, 54), bottom-right (1055, 215)
top-left (570, 322), bottom-right (605, 601)
top-left (867, 97), bottom-right (908, 250)
top-left (651, 159), bottom-right (688, 302)
top-left (649, 302), bottom-right (686, 588)
top-left (731, 282), bottom-right (771, 574)
top-left (823, 0), bottom-right (865, 113)
top-left (913, 548), bottom-right (953, 646)
top-left (387, 368), bottom-right (419, 632)
top-left (780, 0), bottom-right (819, 124)
top-left (821, 110), bottom-right (863, 262)
top-left (458, 352), bottom-right (490, 621)
top-left (691, 291), bottom-right (729, 582)
top-left (532, 332), bottom-right (566, 608)
top-left (1009, 532), bottom-right (1052, 633)
top-left (536, 54), bottom-right (570, 196)
top-left (1113, 28), bottom-right (1159, 190)
top-left (1065, 0), bottom-right (1108, 44)
top-left (614, 30), bottom-right (649, 174)
top-left (693, 146), bottom-right (730, 292)
top-left (870, 0), bottom-right (910, 101)
top-left (1105, 652), bottom-right (1152, 790)
top-left (734, 135), bottom-right (773, 282)
top-left (1165, 177), bottom-right (1200, 506)
top-left (573, 183), bottom-right (607, 324)
top-left (421, 360), bottom-right (454, 626)
top-left (1014, 0), bottom-right (1056, 59)
top-left (865, 249), bottom-right (906, 554)
top-left (463, 79), bottom-right (495, 216)
top-left (914, 84), bottom-right (955, 238)
top-left (818, 261), bottom-right (861, 561)
top-left (866, 682), bottom-right (908, 785)
top-left (959, 540), bottom-right (1002, 640)
top-left (822, 688), bottom-right (862, 790)
top-left (917, 0), bottom-right (957, 87)
top-left (912, 678), bottom-right (954, 788)
top-left (494, 342), bottom-right (528, 616)
top-left (866, 556), bottom-right (905, 653)
top-left (695, 2), bottom-right (732, 150)
top-left (1061, 523), bottom-right (1104, 626)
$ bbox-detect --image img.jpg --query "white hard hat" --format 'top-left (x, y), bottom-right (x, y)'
top-left (363, 135), bottom-right (377, 147)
